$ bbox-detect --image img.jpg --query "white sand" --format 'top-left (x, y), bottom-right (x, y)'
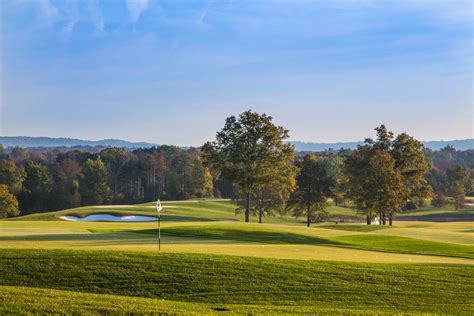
top-left (60, 214), bottom-right (157, 222)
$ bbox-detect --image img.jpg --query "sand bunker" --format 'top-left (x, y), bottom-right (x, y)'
top-left (60, 214), bottom-right (157, 222)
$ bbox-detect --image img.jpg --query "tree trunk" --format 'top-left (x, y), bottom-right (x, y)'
top-left (245, 192), bottom-right (250, 223)
top-left (307, 204), bottom-right (311, 227)
top-left (258, 209), bottom-right (262, 224)
top-left (382, 211), bottom-right (386, 225)
top-left (366, 214), bottom-right (371, 225)
top-left (379, 211), bottom-right (382, 225)
top-left (389, 209), bottom-right (393, 226)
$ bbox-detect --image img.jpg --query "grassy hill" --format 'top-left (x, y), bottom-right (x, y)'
top-left (10, 199), bottom-right (367, 226)
top-left (1, 199), bottom-right (473, 314)
top-left (1, 249), bottom-right (472, 315)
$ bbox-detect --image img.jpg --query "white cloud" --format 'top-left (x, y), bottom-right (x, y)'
top-left (126, 0), bottom-right (149, 23)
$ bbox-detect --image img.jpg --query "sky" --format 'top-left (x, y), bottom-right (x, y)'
top-left (0, 0), bottom-right (472, 146)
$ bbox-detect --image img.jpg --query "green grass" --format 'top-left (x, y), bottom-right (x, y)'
top-left (10, 199), bottom-right (473, 224)
top-left (318, 224), bottom-right (388, 232)
top-left (10, 199), bottom-right (364, 224)
top-left (1, 249), bottom-right (473, 314)
top-left (126, 224), bottom-right (474, 259)
top-left (2, 199), bottom-right (474, 314)
top-left (331, 234), bottom-right (474, 259)
top-left (398, 206), bottom-right (474, 222)
top-left (154, 225), bottom-right (337, 245)
top-left (0, 285), bottom-right (215, 315)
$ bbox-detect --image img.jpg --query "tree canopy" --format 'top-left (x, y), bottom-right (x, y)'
top-left (202, 110), bottom-right (295, 222)
top-left (345, 125), bottom-right (432, 225)
top-left (287, 154), bottom-right (336, 227)
top-left (0, 185), bottom-right (20, 218)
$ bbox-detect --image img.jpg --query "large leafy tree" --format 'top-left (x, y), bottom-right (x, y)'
top-left (368, 150), bottom-right (405, 225)
top-left (78, 159), bottom-right (112, 205)
top-left (391, 133), bottom-right (432, 207)
top-left (202, 111), bottom-right (295, 222)
top-left (286, 154), bottom-right (336, 227)
top-left (345, 125), bottom-right (432, 225)
top-left (0, 185), bottom-right (20, 218)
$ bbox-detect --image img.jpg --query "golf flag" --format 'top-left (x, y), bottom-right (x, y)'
top-left (156, 199), bottom-right (162, 214)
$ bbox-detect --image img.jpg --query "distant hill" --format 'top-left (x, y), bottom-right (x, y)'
top-left (0, 136), bottom-right (156, 149)
top-left (1, 136), bottom-right (472, 151)
top-left (290, 139), bottom-right (474, 151)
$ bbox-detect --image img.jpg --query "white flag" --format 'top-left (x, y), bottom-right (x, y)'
top-left (156, 199), bottom-right (162, 213)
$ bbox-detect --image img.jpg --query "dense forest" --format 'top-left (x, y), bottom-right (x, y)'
top-left (0, 145), bottom-right (219, 215)
top-left (0, 132), bottom-right (472, 219)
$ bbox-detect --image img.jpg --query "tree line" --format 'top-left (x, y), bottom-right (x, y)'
top-left (1, 111), bottom-right (472, 223)
top-left (202, 111), bottom-right (473, 226)
top-left (0, 145), bottom-right (215, 217)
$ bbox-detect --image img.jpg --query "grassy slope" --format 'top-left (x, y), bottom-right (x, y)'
top-left (10, 199), bottom-right (473, 224)
top-left (397, 205), bottom-right (474, 222)
top-left (134, 224), bottom-right (474, 259)
top-left (2, 199), bottom-right (473, 314)
top-left (2, 286), bottom-right (399, 315)
top-left (1, 249), bottom-right (473, 314)
top-left (8, 199), bottom-right (364, 223)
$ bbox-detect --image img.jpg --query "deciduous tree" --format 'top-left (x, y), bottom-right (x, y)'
top-left (0, 160), bottom-right (25, 195)
top-left (0, 185), bottom-right (20, 218)
top-left (446, 165), bottom-right (471, 209)
top-left (345, 125), bottom-right (432, 225)
top-left (202, 111), bottom-right (295, 222)
top-left (287, 154), bottom-right (336, 227)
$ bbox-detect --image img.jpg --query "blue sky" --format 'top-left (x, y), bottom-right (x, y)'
top-left (1, 0), bottom-right (472, 146)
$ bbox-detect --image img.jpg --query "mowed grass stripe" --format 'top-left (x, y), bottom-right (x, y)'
top-left (1, 285), bottom-right (421, 315)
top-left (1, 249), bottom-right (472, 314)
top-left (135, 225), bottom-right (474, 259)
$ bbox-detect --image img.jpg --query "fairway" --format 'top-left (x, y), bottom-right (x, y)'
top-left (1, 199), bottom-right (473, 314)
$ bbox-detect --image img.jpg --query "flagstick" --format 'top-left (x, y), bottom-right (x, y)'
top-left (156, 199), bottom-right (162, 251)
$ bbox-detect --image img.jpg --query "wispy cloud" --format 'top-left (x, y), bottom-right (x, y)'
top-left (198, 0), bottom-right (212, 24)
top-left (126, 0), bottom-right (149, 23)
top-left (88, 0), bottom-right (105, 32)
top-left (37, 0), bottom-right (60, 27)
top-left (61, 0), bottom-right (80, 37)
top-left (38, 0), bottom-right (59, 19)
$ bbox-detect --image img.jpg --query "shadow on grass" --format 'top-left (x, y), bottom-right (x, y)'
top-left (0, 232), bottom-right (150, 242)
top-left (397, 211), bottom-right (474, 222)
top-left (318, 225), bottom-right (387, 232)
top-left (135, 227), bottom-right (338, 245)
